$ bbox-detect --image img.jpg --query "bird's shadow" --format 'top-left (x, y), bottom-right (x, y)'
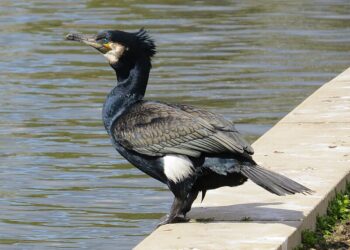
top-left (188, 202), bottom-right (304, 226)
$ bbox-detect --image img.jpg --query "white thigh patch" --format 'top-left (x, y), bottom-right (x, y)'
top-left (163, 154), bottom-right (194, 183)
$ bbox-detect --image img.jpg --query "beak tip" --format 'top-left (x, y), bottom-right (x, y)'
top-left (65, 34), bottom-right (72, 40)
top-left (65, 33), bottom-right (81, 42)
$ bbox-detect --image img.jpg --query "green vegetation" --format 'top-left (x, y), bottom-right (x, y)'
top-left (295, 182), bottom-right (350, 250)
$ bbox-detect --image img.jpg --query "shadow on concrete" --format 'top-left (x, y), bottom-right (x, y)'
top-left (188, 202), bottom-right (304, 226)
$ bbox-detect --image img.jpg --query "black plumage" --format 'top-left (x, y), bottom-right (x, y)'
top-left (113, 100), bottom-right (253, 157)
top-left (66, 29), bottom-right (312, 226)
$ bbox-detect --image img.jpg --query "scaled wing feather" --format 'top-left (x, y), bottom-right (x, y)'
top-left (112, 101), bottom-right (253, 157)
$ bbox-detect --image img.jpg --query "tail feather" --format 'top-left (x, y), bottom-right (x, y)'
top-left (240, 164), bottom-right (312, 196)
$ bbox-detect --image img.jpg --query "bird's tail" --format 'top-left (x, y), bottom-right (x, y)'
top-left (240, 163), bottom-right (312, 195)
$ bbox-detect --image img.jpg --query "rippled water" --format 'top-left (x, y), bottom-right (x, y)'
top-left (0, 0), bottom-right (349, 249)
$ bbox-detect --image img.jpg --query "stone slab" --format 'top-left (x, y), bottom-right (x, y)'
top-left (135, 222), bottom-right (301, 250)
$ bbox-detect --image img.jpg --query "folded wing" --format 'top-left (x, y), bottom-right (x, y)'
top-left (112, 101), bottom-right (253, 158)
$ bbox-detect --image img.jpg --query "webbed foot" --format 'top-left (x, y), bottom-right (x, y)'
top-left (156, 215), bottom-right (190, 228)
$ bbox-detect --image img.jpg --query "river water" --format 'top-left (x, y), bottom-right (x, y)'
top-left (0, 0), bottom-right (349, 249)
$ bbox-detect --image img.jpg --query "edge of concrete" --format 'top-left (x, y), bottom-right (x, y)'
top-left (135, 67), bottom-right (350, 250)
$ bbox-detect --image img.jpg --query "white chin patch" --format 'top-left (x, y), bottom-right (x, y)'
top-left (103, 43), bottom-right (126, 64)
top-left (163, 154), bottom-right (194, 183)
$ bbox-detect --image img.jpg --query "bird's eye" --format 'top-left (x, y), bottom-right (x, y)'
top-left (103, 38), bottom-right (109, 44)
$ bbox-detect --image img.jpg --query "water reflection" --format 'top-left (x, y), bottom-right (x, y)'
top-left (0, 0), bottom-right (349, 249)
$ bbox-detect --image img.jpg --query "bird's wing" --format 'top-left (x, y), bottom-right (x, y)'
top-left (112, 101), bottom-right (253, 157)
top-left (169, 103), bottom-right (254, 155)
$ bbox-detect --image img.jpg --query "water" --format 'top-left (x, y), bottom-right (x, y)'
top-left (0, 0), bottom-right (349, 249)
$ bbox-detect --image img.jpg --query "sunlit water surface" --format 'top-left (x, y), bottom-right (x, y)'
top-left (0, 0), bottom-right (350, 249)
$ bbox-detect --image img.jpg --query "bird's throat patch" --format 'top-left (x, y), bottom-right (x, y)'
top-left (103, 43), bottom-right (126, 64)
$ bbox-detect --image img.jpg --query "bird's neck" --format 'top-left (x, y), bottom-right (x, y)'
top-left (103, 57), bottom-right (151, 132)
top-left (116, 57), bottom-right (151, 99)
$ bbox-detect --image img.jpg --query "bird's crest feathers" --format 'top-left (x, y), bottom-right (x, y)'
top-left (135, 28), bottom-right (156, 58)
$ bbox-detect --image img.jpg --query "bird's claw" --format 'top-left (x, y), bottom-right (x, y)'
top-left (156, 216), bottom-right (190, 228)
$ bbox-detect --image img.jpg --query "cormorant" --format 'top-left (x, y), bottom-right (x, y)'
top-left (66, 29), bottom-right (312, 226)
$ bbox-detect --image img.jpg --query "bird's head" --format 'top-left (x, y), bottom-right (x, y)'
top-left (65, 28), bottom-right (156, 73)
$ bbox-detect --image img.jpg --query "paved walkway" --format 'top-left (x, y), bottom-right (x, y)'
top-left (135, 67), bottom-right (350, 250)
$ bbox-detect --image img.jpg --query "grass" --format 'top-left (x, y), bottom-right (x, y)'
top-left (295, 182), bottom-right (350, 250)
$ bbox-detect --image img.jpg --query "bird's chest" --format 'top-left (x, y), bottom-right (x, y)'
top-left (102, 94), bottom-right (128, 133)
top-left (111, 138), bottom-right (167, 183)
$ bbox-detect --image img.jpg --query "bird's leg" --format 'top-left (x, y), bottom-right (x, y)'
top-left (157, 196), bottom-right (189, 227)
top-left (182, 191), bottom-right (199, 217)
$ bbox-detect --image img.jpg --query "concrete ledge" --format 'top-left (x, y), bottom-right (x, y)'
top-left (135, 67), bottom-right (350, 250)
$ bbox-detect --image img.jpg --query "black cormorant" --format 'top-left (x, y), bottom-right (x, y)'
top-left (66, 29), bottom-right (312, 226)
